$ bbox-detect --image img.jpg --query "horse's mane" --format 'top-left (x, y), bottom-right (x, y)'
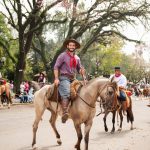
top-left (86, 77), bottom-right (109, 86)
top-left (30, 81), bottom-right (41, 91)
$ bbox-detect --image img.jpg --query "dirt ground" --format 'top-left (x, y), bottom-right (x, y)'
top-left (0, 97), bottom-right (150, 150)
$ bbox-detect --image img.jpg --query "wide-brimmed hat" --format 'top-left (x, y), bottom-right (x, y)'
top-left (63, 38), bottom-right (80, 49)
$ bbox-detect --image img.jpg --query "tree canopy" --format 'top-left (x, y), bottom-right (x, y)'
top-left (0, 0), bottom-right (150, 89)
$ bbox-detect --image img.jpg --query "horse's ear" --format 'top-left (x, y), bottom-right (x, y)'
top-left (112, 81), bottom-right (119, 93)
top-left (112, 81), bottom-right (117, 89)
top-left (110, 76), bottom-right (114, 82)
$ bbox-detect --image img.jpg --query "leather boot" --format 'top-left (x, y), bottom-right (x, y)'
top-left (61, 99), bottom-right (69, 123)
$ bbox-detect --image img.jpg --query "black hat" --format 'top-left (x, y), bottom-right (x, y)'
top-left (114, 66), bottom-right (120, 70)
top-left (63, 38), bottom-right (80, 49)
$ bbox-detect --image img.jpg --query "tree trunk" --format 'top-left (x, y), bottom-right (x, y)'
top-left (14, 56), bottom-right (25, 93)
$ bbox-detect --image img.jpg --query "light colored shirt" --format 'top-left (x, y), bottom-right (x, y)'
top-left (109, 74), bottom-right (127, 88)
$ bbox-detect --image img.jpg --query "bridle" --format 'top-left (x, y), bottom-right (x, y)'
top-left (76, 82), bottom-right (117, 109)
top-left (96, 82), bottom-right (119, 116)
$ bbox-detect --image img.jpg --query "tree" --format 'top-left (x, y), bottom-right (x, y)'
top-left (50, 0), bottom-right (150, 68)
top-left (1, 0), bottom-right (150, 90)
top-left (80, 36), bottom-right (124, 76)
top-left (0, 12), bottom-right (17, 79)
top-left (1, 0), bottom-right (66, 91)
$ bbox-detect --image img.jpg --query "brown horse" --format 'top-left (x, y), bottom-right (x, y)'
top-left (31, 78), bottom-right (118, 150)
top-left (0, 83), bottom-right (12, 108)
top-left (99, 90), bottom-right (134, 133)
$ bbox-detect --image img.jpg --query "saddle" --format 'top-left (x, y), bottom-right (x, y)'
top-left (70, 79), bottom-right (83, 100)
top-left (46, 80), bottom-right (83, 102)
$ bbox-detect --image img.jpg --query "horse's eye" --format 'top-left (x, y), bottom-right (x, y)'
top-left (108, 91), bottom-right (113, 95)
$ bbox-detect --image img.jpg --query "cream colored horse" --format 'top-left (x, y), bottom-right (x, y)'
top-left (32, 78), bottom-right (118, 150)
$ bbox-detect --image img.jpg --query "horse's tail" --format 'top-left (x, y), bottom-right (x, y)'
top-left (127, 97), bottom-right (134, 123)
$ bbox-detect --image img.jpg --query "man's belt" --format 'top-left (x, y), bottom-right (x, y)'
top-left (61, 74), bottom-right (75, 80)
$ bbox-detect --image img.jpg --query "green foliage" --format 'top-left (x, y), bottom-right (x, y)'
top-left (82, 36), bottom-right (124, 76)
top-left (0, 13), bottom-right (18, 79)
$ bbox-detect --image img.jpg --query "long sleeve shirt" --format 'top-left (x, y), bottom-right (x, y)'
top-left (109, 74), bottom-right (127, 88)
top-left (54, 51), bottom-right (82, 76)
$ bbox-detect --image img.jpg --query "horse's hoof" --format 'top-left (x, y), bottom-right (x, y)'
top-left (57, 138), bottom-right (62, 145)
top-left (105, 127), bottom-right (108, 132)
top-left (32, 144), bottom-right (37, 150)
top-left (75, 144), bottom-right (78, 148)
top-left (111, 130), bottom-right (115, 134)
top-left (118, 128), bottom-right (122, 132)
top-left (130, 127), bottom-right (136, 130)
top-left (75, 144), bottom-right (80, 150)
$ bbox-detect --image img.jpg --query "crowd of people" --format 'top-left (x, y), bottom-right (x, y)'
top-left (19, 81), bottom-right (34, 103)
top-left (0, 71), bottom-right (48, 104)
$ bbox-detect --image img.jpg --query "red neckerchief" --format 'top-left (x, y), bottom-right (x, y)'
top-left (66, 51), bottom-right (77, 68)
top-left (115, 73), bottom-right (121, 77)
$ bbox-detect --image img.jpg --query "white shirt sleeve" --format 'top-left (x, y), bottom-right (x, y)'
top-left (118, 75), bottom-right (127, 88)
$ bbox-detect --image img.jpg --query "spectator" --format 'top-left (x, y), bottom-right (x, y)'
top-left (28, 87), bottom-right (34, 102)
top-left (38, 72), bottom-right (46, 88)
top-left (24, 81), bottom-right (30, 94)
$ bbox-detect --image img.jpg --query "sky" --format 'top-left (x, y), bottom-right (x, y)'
top-left (121, 24), bottom-right (150, 62)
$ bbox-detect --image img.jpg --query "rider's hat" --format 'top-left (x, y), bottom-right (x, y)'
top-left (63, 38), bottom-right (80, 49)
top-left (39, 72), bottom-right (45, 76)
top-left (114, 66), bottom-right (121, 70)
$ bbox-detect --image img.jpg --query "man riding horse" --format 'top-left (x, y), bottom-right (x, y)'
top-left (109, 67), bottom-right (129, 114)
top-left (54, 38), bottom-right (86, 123)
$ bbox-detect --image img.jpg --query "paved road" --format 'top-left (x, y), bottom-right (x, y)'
top-left (0, 98), bottom-right (150, 150)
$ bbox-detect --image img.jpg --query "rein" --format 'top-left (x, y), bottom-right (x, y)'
top-left (76, 93), bottom-right (95, 108)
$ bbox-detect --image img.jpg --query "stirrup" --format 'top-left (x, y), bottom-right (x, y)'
top-left (62, 112), bottom-right (69, 123)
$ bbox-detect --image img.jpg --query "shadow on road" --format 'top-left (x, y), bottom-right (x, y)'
top-left (17, 144), bottom-right (61, 150)
top-left (91, 129), bottom-right (133, 141)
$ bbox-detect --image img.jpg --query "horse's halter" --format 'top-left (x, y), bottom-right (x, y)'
top-left (97, 83), bottom-right (118, 115)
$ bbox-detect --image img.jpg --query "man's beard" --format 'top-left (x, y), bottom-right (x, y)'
top-left (68, 48), bottom-right (75, 52)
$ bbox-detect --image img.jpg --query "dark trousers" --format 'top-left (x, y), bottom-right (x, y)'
top-left (118, 90), bottom-right (126, 101)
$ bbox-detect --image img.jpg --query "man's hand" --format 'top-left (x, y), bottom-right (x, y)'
top-left (119, 86), bottom-right (125, 90)
top-left (54, 78), bottom-right (60, 87)
top-left (80, 67), bottom-right (85, 75)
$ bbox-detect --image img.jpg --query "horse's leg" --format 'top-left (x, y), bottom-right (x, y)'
top-left (6, 89), bottom-right (11, 109)
top-left (103, 111), bottom-right (109, 132)
top-left (32, 107), bottom-right (45, 148)
top-left (49, 110), bottom-right (62, 145)
top-left (0, 95), bottom-right (4, 108)
top-left (84, 120), bottom-right (93, 150)
top-left (118, 109), bottom-right (123, 132)
top-left (111, 110), bottom-right (116, 133)
top-left (6, 94), bottom-right (11, 109)
top-left (74, 123), bottom-right (82, 150)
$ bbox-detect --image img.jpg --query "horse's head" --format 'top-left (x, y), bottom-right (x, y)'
top-left (29, 81), bottom-right (41, 91)
top-left (99, 81), bottom-right (119, 111)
